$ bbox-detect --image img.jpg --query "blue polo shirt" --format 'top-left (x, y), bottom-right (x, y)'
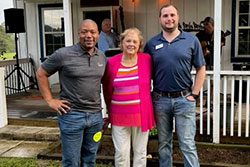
top-left (144, 30), bottom-right (205, 92)
top-left (98, 31), bottom-right (118, 52)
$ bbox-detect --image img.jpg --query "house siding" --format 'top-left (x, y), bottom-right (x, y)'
top-left (19, 0), bottom-right (233, 82)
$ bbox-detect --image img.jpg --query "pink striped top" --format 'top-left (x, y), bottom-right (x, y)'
top-left (103, 53), bottom-right (155, 131)
top-left (110, 64), bottom-right (141, 126)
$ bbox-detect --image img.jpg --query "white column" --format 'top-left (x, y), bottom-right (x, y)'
top-left (0, 68), bottom-right (8, 128)
top-left (63, 0), bottom-right (73, 46)
top-left (213, 0), bottom-right (222, 144)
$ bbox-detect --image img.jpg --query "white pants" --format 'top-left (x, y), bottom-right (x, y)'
top-left (112, 125), bottom-right (149, 167)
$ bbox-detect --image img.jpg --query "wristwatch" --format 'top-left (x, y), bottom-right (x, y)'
top-left (190, 93), bottom-right (199, 100)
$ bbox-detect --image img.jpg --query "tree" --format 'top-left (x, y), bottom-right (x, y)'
top-left (0, 23), bottom-right (15, 54)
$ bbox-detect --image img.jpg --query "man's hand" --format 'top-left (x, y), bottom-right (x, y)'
top-left (36, 66), bottom-right (71, 115)
top-left (47, 99), bottom-right (71, 115)
top-left (186, 95), bottom-right (196, 101)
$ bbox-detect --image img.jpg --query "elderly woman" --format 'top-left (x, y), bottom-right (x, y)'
top-left (102, 27), bottom-right (155, 167)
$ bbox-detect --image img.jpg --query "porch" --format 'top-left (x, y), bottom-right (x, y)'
top-left (0, 59), bottom-right (249, 145)
top-left (0, 59), bottom-right (250, 166)
top-left (1, 88), bottom-right (250, 166)
top-left (4, 84), bottom-right (250, 145)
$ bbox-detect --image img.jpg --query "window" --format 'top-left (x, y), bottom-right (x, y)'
top-left (232, 0), bottom-right (250, 62)
top-left (38, 4), bottom-right (65, 61)
top-left (43, 9), bottom-right (65, 56)
top-left (237, 0), bottom-right (250, 56)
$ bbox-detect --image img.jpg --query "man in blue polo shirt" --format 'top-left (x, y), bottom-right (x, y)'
top-left (144, 4), bottom-right (206, 167)
top-left (98, 18), bottom-right (118, 52)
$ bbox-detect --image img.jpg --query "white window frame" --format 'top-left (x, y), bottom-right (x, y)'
top-left (79, 6), bottom-right (116, 28)
top-left (41, 7), bottom-right (65, 57)
top-left (235, 0), bottom-right (250, 58)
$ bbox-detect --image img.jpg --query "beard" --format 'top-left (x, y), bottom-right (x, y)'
top-left (80, 38), bottom-right (96, 50)
top-left (161, 23), bottom-right (178, 33)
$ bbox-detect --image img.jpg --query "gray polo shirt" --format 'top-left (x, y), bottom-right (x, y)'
top-left (42, 43), bottom-right (106, 113)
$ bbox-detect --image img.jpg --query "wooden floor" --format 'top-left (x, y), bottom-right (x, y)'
top-left (5, 84), bottom-right (250, 144)
top-left (6, 84), bottom-right (59, 120)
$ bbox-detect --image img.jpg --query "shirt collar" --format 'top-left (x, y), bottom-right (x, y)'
top-left (157, 29), bottom-right (186, 42)
top-left (100, 31), bottom-right (106, 36)
top-left (77, 42), bottom-right (99, 56)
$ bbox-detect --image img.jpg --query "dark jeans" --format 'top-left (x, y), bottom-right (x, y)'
top-left (152, 91), bottom-right (200, 167)
top-left (57, 110), bottom-right (103, 167)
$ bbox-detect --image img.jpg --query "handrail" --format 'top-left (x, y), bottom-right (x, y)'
top-left (0, 58), bottom-right (37, 95)
top-left (0, 58), bottom-right (31, 66)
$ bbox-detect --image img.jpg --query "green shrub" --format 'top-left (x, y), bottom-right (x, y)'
top-left (149, 126), bottom-right (158, 136)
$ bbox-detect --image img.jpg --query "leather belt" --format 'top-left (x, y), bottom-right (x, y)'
top-left (154, 88), bottom-right (191, 98)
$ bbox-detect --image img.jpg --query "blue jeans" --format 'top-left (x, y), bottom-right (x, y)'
top-left (57, 110), bottom-right (103, 167)
top-left (152, 91), bottom-right (200, 167)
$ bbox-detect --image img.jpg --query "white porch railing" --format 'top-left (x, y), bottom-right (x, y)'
top-left (1, 59), bottom-right (249, 143)
top-left (194, 70), bottom-right (250, 142)
top-left (0, 68), bottom-right (8, 128)
top-left (0, 58), bottom-right (37, 95)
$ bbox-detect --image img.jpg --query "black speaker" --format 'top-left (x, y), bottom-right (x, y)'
top-left (4, 8), bottom-right (25, 33)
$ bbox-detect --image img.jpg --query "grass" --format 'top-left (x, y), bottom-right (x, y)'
top-left (0, 157), bottom-right (113, 167)
top-left (0, 52), bottom-right (15, 60)
top-left (0, 158), bottom-right (60, 167)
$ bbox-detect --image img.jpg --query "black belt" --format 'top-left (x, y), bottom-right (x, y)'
top-left (154, 88), bottom-right (191, 98)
